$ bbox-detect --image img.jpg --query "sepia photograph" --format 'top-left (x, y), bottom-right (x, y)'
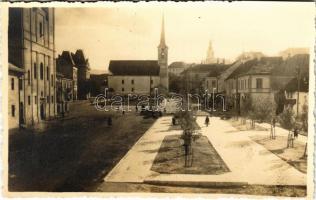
top-left (2, 1), bottom-right (315, 198)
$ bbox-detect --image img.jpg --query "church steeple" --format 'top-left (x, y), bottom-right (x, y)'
top-left (158, 15), bottom-right (169, 91)
top-left (159, 15), bottom-right (167, 48)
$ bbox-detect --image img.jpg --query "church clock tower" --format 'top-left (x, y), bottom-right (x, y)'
top-left (158, 16), bottom-right (169, 91)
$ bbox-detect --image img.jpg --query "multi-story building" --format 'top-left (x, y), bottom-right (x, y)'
top-left (8, 63), bottom-right (25, 129)
top-left (181, 63), bottom-right (229, 94)
top-left (72, 49), bottom-right (91, 99)
top-left (8, 8), bottom-right (56, 129)
top-left (168, 62), bottom-right (190, 76)
top-left (56, 51), bottom-right (78, 100)
top-left (108, 61), bottom-right (161, 95)
top-left (224, 54), bottom-right (309, 116)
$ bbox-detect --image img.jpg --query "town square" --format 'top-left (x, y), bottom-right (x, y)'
top-left (4, 2), bottom-right (314, 198)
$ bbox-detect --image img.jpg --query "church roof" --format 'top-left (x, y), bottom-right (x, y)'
top-left (109, 60), bottom-right (160, 76)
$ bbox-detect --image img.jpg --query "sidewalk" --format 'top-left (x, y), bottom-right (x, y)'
top-left (102, 116), bottom-right (306, 187)
top-left (255, 122), bottom-right (307, 144)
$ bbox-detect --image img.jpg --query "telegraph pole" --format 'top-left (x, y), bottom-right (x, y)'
top-left (296, 67), bottom-right (300, 117)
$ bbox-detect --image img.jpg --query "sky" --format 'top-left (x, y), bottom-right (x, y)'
top-left (55, 2), bottom-right (314, 73)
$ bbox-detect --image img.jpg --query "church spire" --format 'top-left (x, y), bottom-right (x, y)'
top-left (159, 15), bottom-right (167, 48)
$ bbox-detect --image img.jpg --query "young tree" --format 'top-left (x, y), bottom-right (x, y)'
top-left (174, 110), bottom-right (200, 167)
top-left (279, 107), bottom-right (295, 133)
top-left (278, 107), bottom-right (295, 147)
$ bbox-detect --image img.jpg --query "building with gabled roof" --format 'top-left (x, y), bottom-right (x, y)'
top-left (56, 51), bottom-right (78, 100)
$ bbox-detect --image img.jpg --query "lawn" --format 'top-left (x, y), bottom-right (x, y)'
top-left (151, 134), bottom-right (230, 175)
top-left (250, 135), bottom-right (307, 173)
top-left (9, 101), bottom-right (156, 192)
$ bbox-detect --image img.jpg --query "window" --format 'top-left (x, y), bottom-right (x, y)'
top-left (40, 63), bottom-right (44, 80)
top-left (122, 80), bottom-right (124, 84)
top-left (256, 78), bottom-right (263, 89)
top-left (51, 95), bottom-right (54, 103)
top-left (34, 63), bottom-right (37, 79)
top-left (19, 79), bottom-right (23, 90)
top-left (122, 88), bottom-right (124, 92)
top-left (11, 105), bottom-right (15, 117)
top-left (35, 96), bottom-right (37, 104)
top-left (47, 67), bottom-right (49, 80)
top-left (41, 91), bottom-right (43, 97)
top-left (28, 70), bottom-right (31, 85)
top-left (11, 78), bottom-right (14, 90)
top-left (212, 80), bottom-right (216, 89)
top-left (51, 75), bottom-right (54, 86)
top-left (131, 88), bottom-right (134, 92)
top-left (39, 22), bottom-right (43, 37)
top-left (28, 96), bottom-right (31, 105)
top-left (131, 80), bottom-right (134, 84)
top-left (47, 96), bottom-right (50, 103)
top-left (248, 78), bottom-right (251, 88)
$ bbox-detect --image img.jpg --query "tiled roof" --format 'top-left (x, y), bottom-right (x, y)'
top-left (169, 62), bottom-right (186, 69)
top-left (226, 59), bottom-right (258, 80)
top-left (109, 60), bottom-right (160, 76)
top-left (284, 77), bottom-right (309, 92)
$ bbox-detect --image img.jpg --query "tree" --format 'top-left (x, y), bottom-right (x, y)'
top-left (252, 96), bottom-right (276, 123)
top-left (174, 110), bottom-right (200, 167)
top-left (301, 103), bottom-right (308, 132)
top-left (169, 74), bottom-right (183, 93)
top-left (278, 107), bottom-right (295, 148)
top-left (274, 89), bottom-right (286, 115)
top-left (240, 95), bottom-right (252, 124)
top-left (279, 107), bottom-right (295, 133)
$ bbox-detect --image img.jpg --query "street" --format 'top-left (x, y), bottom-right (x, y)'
top-left (9, 101), bottom-right (156, 191)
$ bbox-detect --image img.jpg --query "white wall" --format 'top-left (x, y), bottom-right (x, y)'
top-left (108, 75), bottom-right (160, 95)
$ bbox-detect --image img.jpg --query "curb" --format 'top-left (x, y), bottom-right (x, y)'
top-left (143, 179), bottom-right (248, 188)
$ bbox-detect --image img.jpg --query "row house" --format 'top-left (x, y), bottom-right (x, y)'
top-left (56, 51), bottom-right (78, 101)
top-left (8, 63), bottom-right (25, 129)
top-left (181, 63), bottom-right (229, 94)
top-left (224, 54), bottom-right (309, 116)
top-left (56, 72), bottom-right (73, 114)
top-left (8, 8), bottom-right (56, 130)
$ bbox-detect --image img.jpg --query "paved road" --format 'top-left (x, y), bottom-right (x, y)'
top-left (102, 116), bottom-right (306, 187)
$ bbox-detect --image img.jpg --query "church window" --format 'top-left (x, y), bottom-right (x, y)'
top-left (131, 80), bottom-right (134, 84)
top-left (122, 88), bottom-right (124, 92)
top-left (122, 80), bottom-right (124, 84)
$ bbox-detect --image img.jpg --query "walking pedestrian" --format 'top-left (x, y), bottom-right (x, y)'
top-left (294, 126), bottom-right (299, 139)
top-left (205, 115), bottom-right (210, 127)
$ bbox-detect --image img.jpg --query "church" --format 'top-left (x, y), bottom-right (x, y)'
top-left (107, 17), bottom-right (169, 95)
